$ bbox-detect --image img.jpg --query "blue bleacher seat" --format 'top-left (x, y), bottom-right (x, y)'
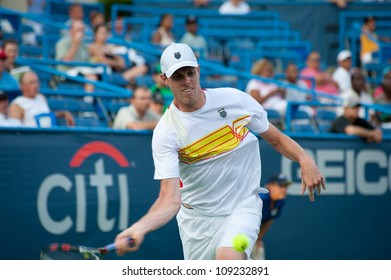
top-left (289, 109), bottom-right (317, 132)
top-left (316, 109), bottom-right (336, 133)
top-left (35, 112), bottom-right (57, 128)
top-left (316, 109), bottom-right (337, 121)
top-left (74, 117), bottom-right (107, 128)
top-left (105, 99), bottom-right (129, 119)
top-left (265, 109), bottom-right (284, 129)
top-left (317, 122), bottom-right (332, 133)
top-left (47, 97), bottom-right (95, 113)
top-left (292, 122), bottom-right (316, 133)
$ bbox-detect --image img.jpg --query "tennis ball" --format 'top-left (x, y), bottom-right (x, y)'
top-left (232, 234), bottom-right (250, 252)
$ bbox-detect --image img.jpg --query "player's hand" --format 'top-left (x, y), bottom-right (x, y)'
top-left (299, 157), bottom-right (326, 202)
top-left (114, 226), bottom-right (144, 255)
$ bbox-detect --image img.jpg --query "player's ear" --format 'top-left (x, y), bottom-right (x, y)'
top-left (160, 74), bottom-right (169, 85)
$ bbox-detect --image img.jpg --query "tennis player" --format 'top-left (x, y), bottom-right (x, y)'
top-left (114, 43), bottom-right (325, 260)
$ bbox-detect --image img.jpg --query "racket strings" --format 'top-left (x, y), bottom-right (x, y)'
top-left (40, 243), bottom-right (104, 260)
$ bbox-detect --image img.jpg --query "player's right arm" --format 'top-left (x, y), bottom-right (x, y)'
top-left (260, 123), bottom-right (325, 201)
top-left (114, 177), bottom-right (181, 255)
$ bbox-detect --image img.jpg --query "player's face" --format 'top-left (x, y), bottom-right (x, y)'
top-left (161, 66), bottom-right (204, 112)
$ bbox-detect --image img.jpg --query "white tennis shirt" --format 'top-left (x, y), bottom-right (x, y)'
top-left (152, 88), bottom-right (269, 215)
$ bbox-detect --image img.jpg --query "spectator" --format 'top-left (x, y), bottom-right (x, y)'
top-left (374, 66), bottom-right (391, 99)
top-left (332, 50), bottom-right (352, 92)
top-left (179, 15), bottom-right (208, 58)
top-left (330, 94), bottom-right (382, 143)
top-left (328, 0), bottom-right (351, 9)
top-left (193, 0), bottom-right (210, 8)
top-left (150, 64), bottom-right (173, 102)
top-left (284, 62), bottom-right (314, 117)
top-left (2, 38), bottom-right (31, 82)
top-left (89, 10), bottom-right (105, 30)
top-left (88, 24), bottom-right (147, 86)
top-left (150, 91), bottom-right (165, 117)
top-left (219, 0), bottom-right (250, 15)
top-left (0, 90), bottom-right (20, 126)
top-left (339, 68), bottom-right (374, 119)
top-left (0, 48), bottom-right (19, 92)
top-left (8, 71), bottom-right (74, 127)
top-left (360, 16), bottom-right (391, 65)
top-left (245, 58), bottom-right (287, 117)
top-left (151, 14), bottom-right (175, 47)
top-left (3, 38), bottom-right (19, 72)
top-left (374, 68), bottom-right (391, 127)
top-left (113, 86), bottom-right (160, 130)
top-left (251, 174), bottom-right (292, 260)
top-left (284, 62), bottom-right (310, 102)
top-left (65, 4), bottom-right (85, 27)
top-left (300, 51), bottom-right (339, 96)
top-left (56, 20), bottom-right (98, 93)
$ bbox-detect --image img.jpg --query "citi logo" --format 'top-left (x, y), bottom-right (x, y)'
top-left (37, 141), bottom-right (132, 234)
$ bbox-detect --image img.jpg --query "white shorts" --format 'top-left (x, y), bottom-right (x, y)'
top-left (176, 194), bottom-right (263, 260)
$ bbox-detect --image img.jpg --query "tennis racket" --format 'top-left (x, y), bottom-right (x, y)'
top-left (40, 238), bottom-right (134, 260)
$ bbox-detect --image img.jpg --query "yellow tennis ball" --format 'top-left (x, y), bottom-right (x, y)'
top-left (232, 234), bottom-right (250, 252)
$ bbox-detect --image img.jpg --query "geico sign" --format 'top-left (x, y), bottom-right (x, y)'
top-left (284, 149), bottom-right (391, 196)
top-left (37, 141), bottom-right (131, 234)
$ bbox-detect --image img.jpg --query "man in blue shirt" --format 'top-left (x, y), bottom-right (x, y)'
top-left (251, 174), bottom-right (292, 260)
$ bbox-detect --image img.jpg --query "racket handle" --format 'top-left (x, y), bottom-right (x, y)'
top-left (105, 238), bottom-right (135, 252)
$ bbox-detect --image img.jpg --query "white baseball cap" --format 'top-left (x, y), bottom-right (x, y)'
top-left (337, 50), bottom-right (352, 63)
top-left (160, 43), bottom-right (198, 78)
top-left (343, 94), bottom-right (361, 108)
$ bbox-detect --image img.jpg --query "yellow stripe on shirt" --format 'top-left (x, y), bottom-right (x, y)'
top-left (178, 115), bottom-right (251, 164)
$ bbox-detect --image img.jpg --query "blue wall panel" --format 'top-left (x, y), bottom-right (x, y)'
top-left (0, 129), bottom-right (390, 260)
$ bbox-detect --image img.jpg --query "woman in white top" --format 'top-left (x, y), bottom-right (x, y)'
top-left (245, 58), bottom-right (287, 116)
top-left (219, 0), bottom-right (250, 15)
top-left (152, 14), bottom-right (175, 47)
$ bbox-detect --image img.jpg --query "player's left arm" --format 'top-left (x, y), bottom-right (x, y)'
top-left (260, 123), bottom-right (325, 201)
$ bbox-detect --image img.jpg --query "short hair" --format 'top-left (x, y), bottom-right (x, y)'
top-left (69, 4), bottom-right (82, 13)
top-left (89, 10), bottom-right (102, 22)
top-left (131, 86), bottom-right (151, 99)
top-left (93, 23), bottom-right (107, 34)
top-left (2, 38), bottom-right (18, 48)
top-left (364, 15), bottom-right (376, 24)
top-left (19, 70), bottom-right (36, 85)
top-left (158, 14), bottom-right (173, 27)
top-left (250, 58), bottom-right (273, 75)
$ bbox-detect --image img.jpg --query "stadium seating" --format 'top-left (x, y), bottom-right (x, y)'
top-left (266, 109), bottom-right (284, 130)
top-left (35, 112), bottom-right (57, 128)
top-left (315, 109), bottom-right (337, 133)
top-left (340, 11), bottom-right (391, 67)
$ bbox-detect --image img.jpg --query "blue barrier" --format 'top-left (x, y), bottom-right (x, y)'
top-left (0, 128), bottom-right (390, 260)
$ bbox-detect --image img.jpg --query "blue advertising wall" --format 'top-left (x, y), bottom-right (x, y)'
top-left (0, 128), bottom-right (390, 260)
